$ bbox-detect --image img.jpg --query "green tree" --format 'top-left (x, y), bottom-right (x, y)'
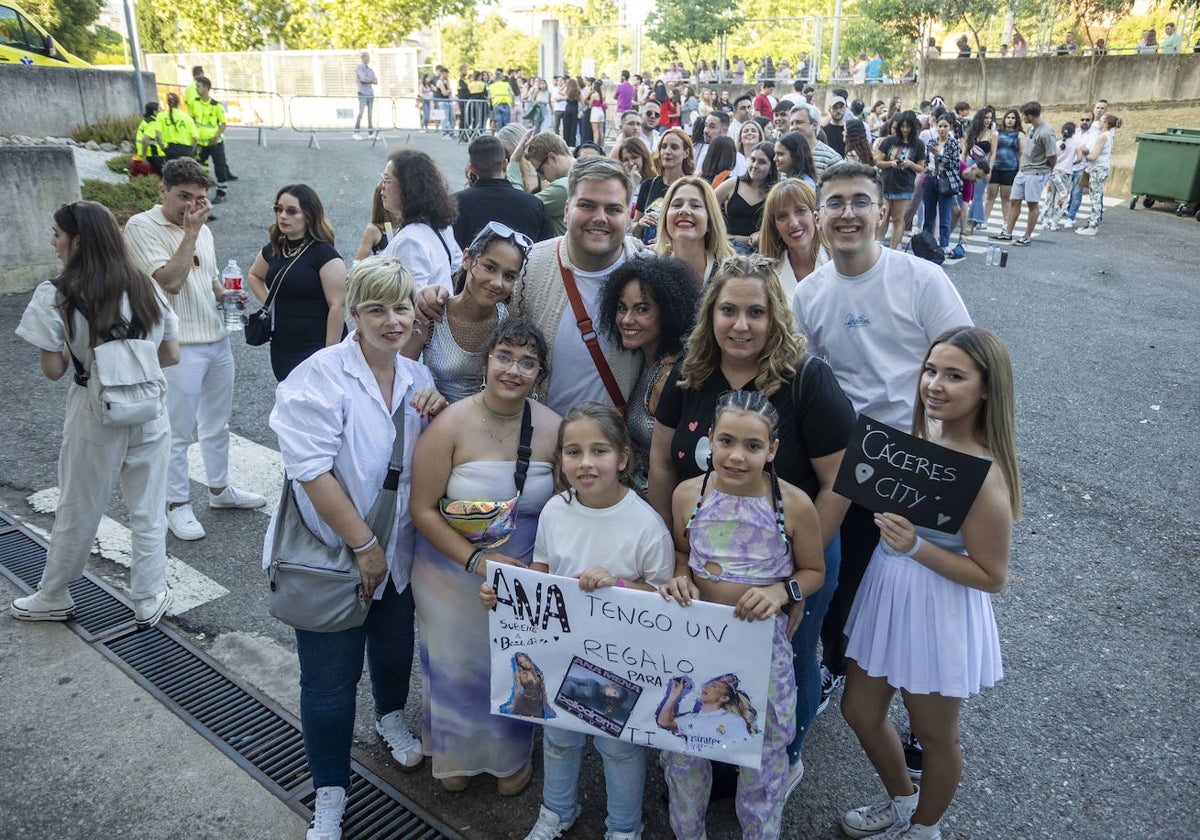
top-left (647, 0), bottom-right (739, 68)
top-left (439, 12), bottom-right (539, 73)
top-left (23, 0), bottom-right (102, 60)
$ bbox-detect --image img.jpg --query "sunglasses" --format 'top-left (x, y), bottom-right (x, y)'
top-left (471, 221), bottom-right (534, 256)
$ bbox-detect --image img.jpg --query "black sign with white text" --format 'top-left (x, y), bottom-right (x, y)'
top-left (833, 415), bottom-right (991, 533)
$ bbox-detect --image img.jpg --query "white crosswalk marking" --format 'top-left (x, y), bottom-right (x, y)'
top-left (187, 433), bottom-right (284, 515)
top-left (22, 488), bottom-right (230, 615)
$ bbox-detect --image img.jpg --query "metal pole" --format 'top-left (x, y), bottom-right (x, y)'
top-left (123, 0), bottom-right (146, 110)
top-left (830, 0), bottom-right (844, 85)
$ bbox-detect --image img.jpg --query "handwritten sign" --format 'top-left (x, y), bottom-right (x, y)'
top-left (833, 415), bottom-right (991, 533)
top-left (487, 564), bottom-right (773, 768)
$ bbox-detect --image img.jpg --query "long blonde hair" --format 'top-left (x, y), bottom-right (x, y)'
top-left (655, 176), bottom-right (734, 263)
top-left (912, 327), bottom-right (1021, 518)
top-left (679, 255), bottom-right (803, 396)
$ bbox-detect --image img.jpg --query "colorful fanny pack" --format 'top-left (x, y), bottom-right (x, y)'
top-left (439, 401), bottom-right (533, 549)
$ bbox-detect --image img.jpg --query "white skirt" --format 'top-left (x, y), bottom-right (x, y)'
top-left (845, 544), bottom-right (1003, 698)
top-left (590, 105), bottom-right (605, 122)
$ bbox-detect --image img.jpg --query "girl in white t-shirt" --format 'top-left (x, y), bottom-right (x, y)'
top-left (481, 401), bottom-right (673, 840)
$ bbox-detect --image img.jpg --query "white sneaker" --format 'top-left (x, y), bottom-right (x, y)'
top-left (209, 486), bottom-right (266, 509)
top-left (10, 589), bottom-right (75, 621)
top-left (1076, 226), bottom-right (1098, 236)
top-left (784, 757), bottom-right (805, 800)
top-left (167, 504), bottom-right (205, 540)
top-left (842, 786), bottom-right (920, 838)
top-left (134, 590), bottom-right (172, 628)
top-left (523, 805), bottom-right (579, 840)
top-left (352, 132), bottom-right (363, 140)
top-left (606, 829), bottom-right (642, 840)
top-left (375, 711), bottom-right (423, 770)
top-left (878, 822), bottom-right (942, 840)
top-left (1061, 218), bottom-right (1074, 228)
top-left (307, 785), bottom-right (346, 840)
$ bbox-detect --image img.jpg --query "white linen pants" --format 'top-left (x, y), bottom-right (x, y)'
top-left (40, 386), bottom-right (170, 601)
top-left (165, 338), bottom-right (233, 504)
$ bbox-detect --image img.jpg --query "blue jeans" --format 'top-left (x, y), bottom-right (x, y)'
top-left (541, 726), bottom-right (645, 836)
top-left (968, 177), bottom-right (987, 224)
top-left (493, 102), bottom-right (511, 130)
top-left (437, 98), bottom-right (454, 134)
top-left (355, 94), bottom-right (374, 131)
top-left (295, 581), bottom-right (416, 789)
top-left (922, 176), bottom-right (958, 249)
top-left (1067, 169), bottom-right (1084, 220)
top-left (788, 533), bottom-right (841, 762)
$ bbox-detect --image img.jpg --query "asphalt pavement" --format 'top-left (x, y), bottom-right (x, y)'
top-left (0, 126), bottom-right (1196, 839)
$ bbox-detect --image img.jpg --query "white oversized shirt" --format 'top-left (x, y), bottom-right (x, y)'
top-left (264, 332), bottom-right (432, 596)
top-left (383, 223), bottom-right (462, 293)
top-left (17, 280), bottom-right (178, 360)
top-left (792, 247), bottom-right (972, 430)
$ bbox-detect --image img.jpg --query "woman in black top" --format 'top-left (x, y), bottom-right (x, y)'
top-left (247, 184), bottom-right (347, 381)
top-left (715, 141), bottom-right (777, 253)
top-left (650, 255), bottom-right (854, 779)
top-left (874, 111), bottom-right (927, 249)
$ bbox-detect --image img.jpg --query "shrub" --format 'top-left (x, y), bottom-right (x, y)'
top-left (81, 176), bottom-right (162, 226)
top-left (70, 114), bottom-right (141, 145)
top-left (106, 154), bottom-right (132, 173)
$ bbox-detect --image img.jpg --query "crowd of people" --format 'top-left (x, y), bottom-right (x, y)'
top-left (15, 60), bottom-right (1041, 840)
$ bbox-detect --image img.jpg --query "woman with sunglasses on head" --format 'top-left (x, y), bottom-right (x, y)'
top-left (12, 201), bottom-right (179, 628)
top-left (247, 184), bottom-right (347, 381)
top-left (411, 319), bottom-right (561, 795)
top-left (421, 222), bottom-right (531, 403)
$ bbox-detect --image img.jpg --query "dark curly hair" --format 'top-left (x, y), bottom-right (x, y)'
top-left (385, 147), bottom-right (458, 230)
top-left (598, 255), bottom-right (699, 362)
top-left (481, 317), bottom-right (550, 388)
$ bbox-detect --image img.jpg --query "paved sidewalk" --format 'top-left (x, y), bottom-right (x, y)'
top-left (0, 572), bottom-right (308, 840)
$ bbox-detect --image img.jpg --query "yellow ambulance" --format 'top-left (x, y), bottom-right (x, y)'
top-left (0, 2), bottom-right (90, 67)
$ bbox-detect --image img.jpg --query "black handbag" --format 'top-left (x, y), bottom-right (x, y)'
top-left (937, 170), bottom-right (957, 196)
top-left (246, 241), bottom-right (310, 346)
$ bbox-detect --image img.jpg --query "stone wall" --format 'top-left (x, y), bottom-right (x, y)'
top-left (0, 65), bottom-right (156, 137)
top-left (0, 147), bottom-right (80, 293)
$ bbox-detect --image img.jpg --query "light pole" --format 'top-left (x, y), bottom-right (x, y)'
top-left (123, 0), bottom-right (146, 110)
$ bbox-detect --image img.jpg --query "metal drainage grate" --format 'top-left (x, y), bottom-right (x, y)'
top-left (0, 528), bottom-right (136, 640)
top-left (0, 514), bottom-right (461, 840)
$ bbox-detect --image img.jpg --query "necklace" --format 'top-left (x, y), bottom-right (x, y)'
top-left (478, 395), bottom-right (522, 442)
top-left (281, 238), bottom-right (308, 259)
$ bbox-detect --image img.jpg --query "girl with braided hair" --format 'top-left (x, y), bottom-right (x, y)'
top-left (658, 389), bottom-right (825, 839)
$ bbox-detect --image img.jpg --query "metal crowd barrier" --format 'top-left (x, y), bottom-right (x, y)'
top-left (155, 85), bottom-right (286, 146)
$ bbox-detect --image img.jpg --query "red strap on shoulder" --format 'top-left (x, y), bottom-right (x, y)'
top-left (556, 242), bottom-right (627, 417)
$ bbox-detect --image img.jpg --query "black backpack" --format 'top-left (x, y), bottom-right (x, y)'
top-left (908, 229), bottom-right (945, 265)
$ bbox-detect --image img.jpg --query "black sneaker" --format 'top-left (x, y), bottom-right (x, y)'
top-left (225, 174), bottom-right (239, 181)
top-left (816, 666), bottom-right (844, 715)
top-left (988, 231), bottom-right (1012, 241)
top-left (904, 732), bottom-right (923, 780)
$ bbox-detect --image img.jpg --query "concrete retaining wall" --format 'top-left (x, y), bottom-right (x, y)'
top-left (0, 66), bottom-right (156, 137)
top-left (0, 147), bottom-right (80, 293)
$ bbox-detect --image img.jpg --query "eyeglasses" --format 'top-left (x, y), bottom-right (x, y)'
top-left (821, 198), bottom-right (878, 215)
top-left (470, 221), bottom-right (534, 256)
top-left (489, 352), bottom-right (540, 376)
top-left (644, 111), bottom-right (660, 118)
top-left (379, 170), bottom-right (397, 186)
top-left (273, 205), bottom-right (304, 216)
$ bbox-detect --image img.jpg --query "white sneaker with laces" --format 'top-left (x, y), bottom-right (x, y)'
top-left (784, 757), bottom-right (805, 800)
top-left (1061, 218), bottom-right (1074, 228)
top-left (134, 590), bottom-right (172, 627)
top-left (307, 785), bottom-right (346, 840)
top-left (523, 805), bottom-right (579, 840)
top-left (842, 786), bottom-right (920, 838)
top-left (10, 589), bottom-right (75, 621)
top-left (167, 504), bottom-right (205, 540)
top-left (375, 711), bottom-right (423, 770)
top-left (881, 822), bottom-right (942, 840)
top-left (209, 486), bottom-right (267, 509)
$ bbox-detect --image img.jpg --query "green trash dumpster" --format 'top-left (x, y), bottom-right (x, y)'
top-left (1130, 129), bottom-right (1200, 218)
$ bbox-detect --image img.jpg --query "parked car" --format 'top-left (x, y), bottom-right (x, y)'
top-left (0, 2), bottom-right (90, 67)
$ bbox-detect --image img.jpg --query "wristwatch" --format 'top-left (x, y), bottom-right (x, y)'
top-left (785, 578), bottom-right (805, 605)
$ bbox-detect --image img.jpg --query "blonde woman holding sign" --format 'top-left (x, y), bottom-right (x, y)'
top-left (839, 327), bottom-right (1020, 840)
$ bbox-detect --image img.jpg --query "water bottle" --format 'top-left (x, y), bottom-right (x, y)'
top-left (222, 259), bottom-right (244, 331)
top-left (984, 246), bottom-right (993, 266)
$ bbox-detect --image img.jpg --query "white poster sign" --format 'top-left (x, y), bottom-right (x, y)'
top-left (487, 564), bottom-right (774, 769)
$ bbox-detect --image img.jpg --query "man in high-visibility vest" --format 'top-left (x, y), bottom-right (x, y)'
top-left (192, 77), bottom-right (233, 204)
top-left (488, 70), bottom-right (513, 130)
top-left (184, 65), bottom-right (204, 111)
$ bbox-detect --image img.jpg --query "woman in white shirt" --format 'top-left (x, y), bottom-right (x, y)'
top-left (12, 201), bottom-right (179, 628)
top-left (266, 256), bottom-right (446, 840)
top-left (381, 148), bottom-right (462, 294)
top-left (1076, 114), bottom-right (1119, 236)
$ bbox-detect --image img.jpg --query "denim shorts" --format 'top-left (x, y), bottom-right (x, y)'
top-left (884, 191), bottom-right (914, 201)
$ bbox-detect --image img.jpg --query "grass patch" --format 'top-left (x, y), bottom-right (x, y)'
top-left (106, 154), bottom-right (132, 173)
top-left (70, 114), bottom-right (141, 145)
top-left (81, 176), bottom-right (161, 226)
